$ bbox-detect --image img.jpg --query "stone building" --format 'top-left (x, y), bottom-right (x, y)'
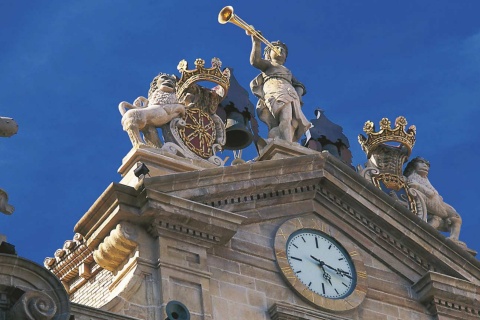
top-left (1, 62), bottom-right (479, 320)
top-left (35, 138), bottom-right (479, 320)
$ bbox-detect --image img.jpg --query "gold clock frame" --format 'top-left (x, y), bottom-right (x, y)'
top-left (274, 216), bottom-right (368, 311)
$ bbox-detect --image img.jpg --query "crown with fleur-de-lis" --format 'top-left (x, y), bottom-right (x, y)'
top-left (175, 57), bottom-right (230, 99)
top-left (358, 116), bottom-right (416, 158)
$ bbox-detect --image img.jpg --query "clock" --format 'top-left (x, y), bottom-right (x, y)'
top-left (274, 216), bottom-right (367, 311)
top-left (286, 229), bottom-right (356, 299)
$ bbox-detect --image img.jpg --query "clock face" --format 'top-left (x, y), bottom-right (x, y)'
top-left (286, 229), bottom-right (356, 299)
top-left (274, 217), bottom-right (368, 311)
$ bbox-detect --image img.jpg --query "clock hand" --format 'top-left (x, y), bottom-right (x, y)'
top-left (323, 270), bottom-right (332, 285)
top-left (310, 255), bottom-right (353, 279)
top-left (310, 255), bottom-right (333, 285)
top-left (336, 268), bottom-right (353, 279)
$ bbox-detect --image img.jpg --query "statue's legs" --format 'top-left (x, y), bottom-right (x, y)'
top-left (428, 215), bottom-right (443, 229)
top-left (127, 128), bottom-right (145, 148)
top-left (278, 103), bottom-right (294, 142)
top-left (448, 214), bottom-right (462, 240)
top-left (449, 222), bottom-right (461, 240)
top-left (142, 126), bottom-right (162, 148)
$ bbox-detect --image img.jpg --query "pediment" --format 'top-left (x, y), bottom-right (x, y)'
top-left (142, 152), bottom-right (480, 286)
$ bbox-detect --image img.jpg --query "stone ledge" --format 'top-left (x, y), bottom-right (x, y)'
top-left (413, 271), bottom-right (480, 319)
top-left (268, 301), bottom-right (351, 320)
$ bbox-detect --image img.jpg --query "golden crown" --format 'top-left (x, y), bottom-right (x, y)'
top-left (176, 57), bottom-right (230, 99)
top-left (358, 116), bottom-right (416, 157)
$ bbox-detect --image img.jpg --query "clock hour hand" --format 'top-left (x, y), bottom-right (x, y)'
top-left (310, 255), bottom-right (333, 285)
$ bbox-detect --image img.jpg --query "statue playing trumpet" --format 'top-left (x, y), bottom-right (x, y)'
top-left (218, 6), bottom-right (311, 143)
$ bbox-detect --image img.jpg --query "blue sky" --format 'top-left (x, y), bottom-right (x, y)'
top-left (1, 1), bottom-right (479, 264)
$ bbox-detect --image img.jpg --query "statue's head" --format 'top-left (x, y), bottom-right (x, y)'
top-left (264, 41), bottom-right (288, 63)
top-left (148, 73), bottom-right (177, 98)
top-left (404, 156), bottom-right (430, 177)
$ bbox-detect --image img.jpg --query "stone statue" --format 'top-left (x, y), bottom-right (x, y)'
top-left (249, 37), bottom-right (311, 143)
top-left (404, 157), bottom-right (462, 240)
top-left (118, 73), bottom-right (192, 149)
top-left (0, 188), bottom-right (14, 215)
top-left (0, 116), bottom-right (17, 215)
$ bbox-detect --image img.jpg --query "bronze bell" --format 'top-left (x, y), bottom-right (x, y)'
top-left (224, 110), bottom-right (253, 150)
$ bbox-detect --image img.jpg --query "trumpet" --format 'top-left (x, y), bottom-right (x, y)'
top-left (218, 6), bottom-right (282, 56)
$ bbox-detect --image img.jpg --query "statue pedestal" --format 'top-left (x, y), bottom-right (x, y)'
top-left (118, 146), bottom-right (218, 187)
top-left (257, 139), bottom-right (319, 161)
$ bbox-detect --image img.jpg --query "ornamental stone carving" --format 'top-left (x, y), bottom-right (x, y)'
top-left (93, 222), bottom-right (139, 272)
top-left (118, 58), bottom-right (231, 166)
top-left (404, 157), bottom-right (463, 241)
top-left (0, 254), bottom-right (70, 319)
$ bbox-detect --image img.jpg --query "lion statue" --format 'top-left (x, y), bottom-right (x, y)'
top-left (404, 157), bottom-right (462, 240)
top-left (119, 73), bottom-right (192, 148)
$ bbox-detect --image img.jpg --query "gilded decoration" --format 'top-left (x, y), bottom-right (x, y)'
top-left (358, 116), bottom-right (418, 213)
top-left (118, 58), bottom-right (231, 165)
top-left (177, 108), bottom-right (217, 158)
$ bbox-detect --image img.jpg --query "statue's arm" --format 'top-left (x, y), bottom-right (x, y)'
top-left (292, 76), bottom-right (306, 96)
top-left (292, 75), bottom-right (306, 105)
top-left (250, 35), bottom-right (269, 71)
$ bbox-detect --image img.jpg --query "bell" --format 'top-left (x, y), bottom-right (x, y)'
top-left (165, 300), bottom-right (190, 320)
top-left (224, 110), bottom-right (253, 150)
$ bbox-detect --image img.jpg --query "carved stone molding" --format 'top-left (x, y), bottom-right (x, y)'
top-left (269, 302), bottom-right (351, 320)
top-left (93, 222), bottom-right (139, 272)
top-left (7, 289), bottom-right (56, 320)
top-left (44, 233), bottom-right (94, 284)
top-left (0, 254), bottom-right (70, 319)
top-left (413, 271), bottom-right (480, 319)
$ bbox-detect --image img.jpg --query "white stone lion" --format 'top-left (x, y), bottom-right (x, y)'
top-left (119, 73), bottom-right (190, 148)
top-left (404, 157), bottom-right (462, 241)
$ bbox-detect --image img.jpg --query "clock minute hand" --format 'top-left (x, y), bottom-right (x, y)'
top-left (336, 268), bottom-right (353, 279)
top-left (311, 256), bottom-right (353, 279)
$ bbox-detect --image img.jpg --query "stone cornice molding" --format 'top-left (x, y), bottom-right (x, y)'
top-left (269, 301), bottom-right (352, 320)
top-left (71, 302), bottom-right (139, 319)
top-left (413, 271), bottom-right (480, 319)
top-left (135, 153), bottom-right (480, 283)
top-left (144, 189), bottom-right (246, 246)
top-left (314, 158), bottom-right (480, 284)
top-left (75, 183), bottom-right (141, 240)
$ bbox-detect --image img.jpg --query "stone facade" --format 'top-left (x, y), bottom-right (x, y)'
top-left (41, 145), bottom-right (480, 320)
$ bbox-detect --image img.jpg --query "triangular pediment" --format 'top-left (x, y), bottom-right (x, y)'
top-left (141, 152), bottom-right (480, 286)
